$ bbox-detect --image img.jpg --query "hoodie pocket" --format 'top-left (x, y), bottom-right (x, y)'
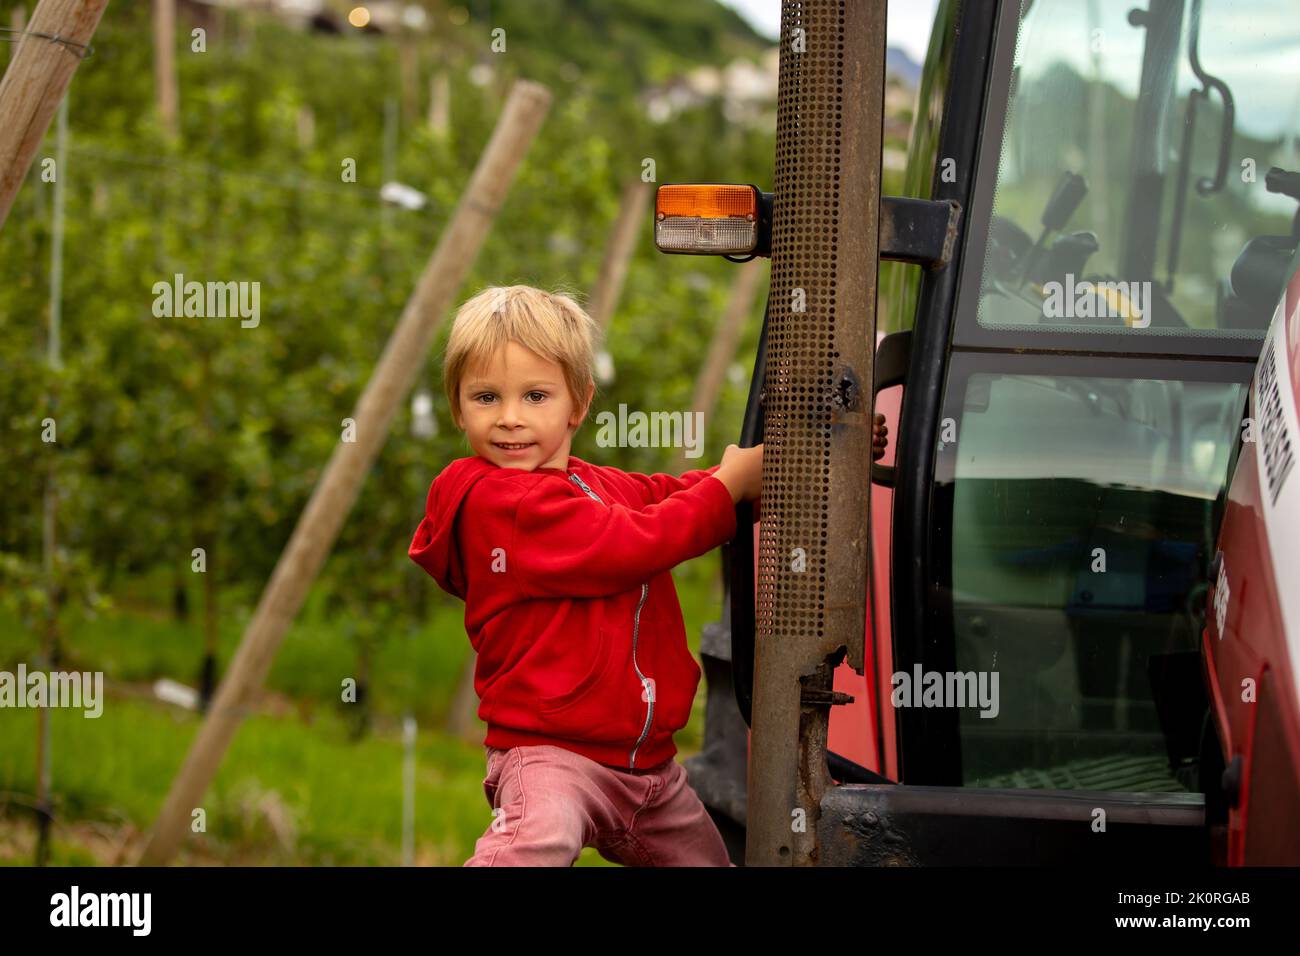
top-left (538, 624), bottom-right (613, 714)
top-left (539, 626), bottom-right (642, 744)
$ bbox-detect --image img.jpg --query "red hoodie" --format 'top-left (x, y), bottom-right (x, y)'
top-left (408, 453), bottom-right (737, 770)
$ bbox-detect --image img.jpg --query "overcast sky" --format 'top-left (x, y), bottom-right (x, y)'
top-left (718, 0), bottom-right (941, 63)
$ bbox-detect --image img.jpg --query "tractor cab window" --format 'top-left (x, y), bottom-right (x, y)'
top-left (965, 0), bottom-right (1300, 347)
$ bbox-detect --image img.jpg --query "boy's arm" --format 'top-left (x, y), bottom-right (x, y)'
top-left (623, 464), bottom-right (723, 506)
top-left (505, 474), bottom-right (737, 598)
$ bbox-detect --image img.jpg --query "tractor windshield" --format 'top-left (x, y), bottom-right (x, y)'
top-left (963, 0), bottom-right (1299, 350)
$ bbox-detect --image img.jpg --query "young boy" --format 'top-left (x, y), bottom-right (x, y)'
top-left (409, 285), bottom-right (884, 867)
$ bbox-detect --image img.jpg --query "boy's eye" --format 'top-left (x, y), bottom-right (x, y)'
top-left (471, 391), bottom-right (545, 404)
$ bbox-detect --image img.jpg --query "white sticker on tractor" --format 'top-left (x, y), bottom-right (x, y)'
top-left (1214, 556), bottom-right (1230, 640)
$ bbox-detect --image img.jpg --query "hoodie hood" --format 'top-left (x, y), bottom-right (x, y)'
top-left (409, 455), bottom-right (501, 598)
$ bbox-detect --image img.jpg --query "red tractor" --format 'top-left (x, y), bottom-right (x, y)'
top-left (655, 0), bottom-right (1300, 865)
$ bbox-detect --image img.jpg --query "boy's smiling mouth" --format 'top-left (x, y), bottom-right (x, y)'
top-left (493, 441), bottom-right (536, 455)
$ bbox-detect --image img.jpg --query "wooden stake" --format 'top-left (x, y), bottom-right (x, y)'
top-left (446, 655), bottom-right (481, 740)
top-left (398, 38), bottom-right (418, 126)
top-left (153, 0), bottom-right (178, 140)
top-left (0, 0), bottom-right (107, 232)
top-left (677, 258), bottom-right (765, 472)
top-left (295, 105), bottom-right (315, 148)
top-left (139, 80), bottom-right (553, 866)
top-left (428, 69), bottom-right (449, 137)
top-left (34, 93), bottom-right (68, 867)
top-left (401, 714), bottom-right (416, 866)
top-left (586, 179), bottom-right (650, 331)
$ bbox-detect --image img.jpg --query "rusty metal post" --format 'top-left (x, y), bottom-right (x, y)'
top-left (745, 0), bottom-right (886, 866)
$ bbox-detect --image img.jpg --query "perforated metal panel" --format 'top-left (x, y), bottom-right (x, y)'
top-left (747, 0), bottom-right (884, 865)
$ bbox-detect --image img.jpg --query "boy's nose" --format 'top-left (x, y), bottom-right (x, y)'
top-left (496, 401), bottom-right (524, 426)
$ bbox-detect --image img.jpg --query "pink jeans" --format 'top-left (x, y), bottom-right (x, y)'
top-left (465, 744), bottom-right (735, 867)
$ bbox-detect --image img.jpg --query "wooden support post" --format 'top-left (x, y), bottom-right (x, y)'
top-left (0, 0), bottom-right (107, 232)
top-left (586, 178), bottom-right (650, 332)
top-left (428, 69), bottom-right (449, 137)
top-left (34, 92), bottom-right (68, 867)
top-left (398, 38), bottom-right (418, 126)
top-left (677, 258), bottom-right (764, 472)
top-left (446, 655), bottom-right (481, 740)
top-left (153, 0), bottom-right (178, 140)
top-left (401, 715), bottom-right (416, 866)
top-left (139, 80), bottom-right (552, 866)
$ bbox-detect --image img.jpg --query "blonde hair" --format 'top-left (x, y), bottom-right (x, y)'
top-left (443, 285), bottom-right (600, 428)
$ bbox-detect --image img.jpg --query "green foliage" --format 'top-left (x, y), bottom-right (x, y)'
top-left (0, 563), bottom-right (721, 864)
top-left (466, 0), bottom-right (767, 91)
top-left (0, 2), bottom-right (773, 653)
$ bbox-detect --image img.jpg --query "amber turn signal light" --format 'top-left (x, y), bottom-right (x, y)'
top-left (654, 184), bottom-right (760, 256)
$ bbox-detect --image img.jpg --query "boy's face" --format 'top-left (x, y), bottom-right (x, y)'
top-left (455, 340), bottom-right (594, 471)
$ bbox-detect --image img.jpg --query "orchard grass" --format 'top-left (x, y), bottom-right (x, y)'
top-left (0, 557), bottom-right (721, 866)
